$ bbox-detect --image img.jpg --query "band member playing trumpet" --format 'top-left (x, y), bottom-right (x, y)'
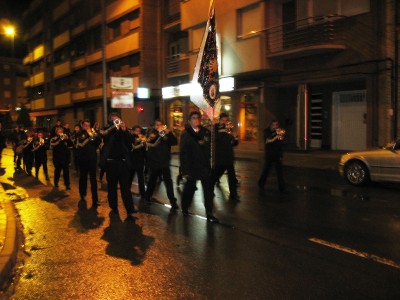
top-left (51, 127), bottom-right (73, 190)
top-left (129, 125), bottom-right (146, 200)
top-left (144, 119), bottom-right (179, 210)
top-left (21, 131), bottom-right (34, 176)
top-left (100, 112), bottom-right (136, 218)
top-left (212, 113), bottom-right (239, 200)
top-left (32, 131), bottom-right (50, 181)
top-left (258, 119), bottom-right (286, 193)
top-left (77, 120), bottom-right (101, 207)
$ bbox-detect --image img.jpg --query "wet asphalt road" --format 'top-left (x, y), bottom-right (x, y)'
top-left (0, 148), bottom-right (400, 299)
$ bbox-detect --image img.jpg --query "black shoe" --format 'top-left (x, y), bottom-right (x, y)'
top-left (170, 198), bottom-right (179, 210)
top-left (229, 194), bottom-right (239, 201)
top-left (66, 186), bottom-right (71, 191)
top-left (54, 183), bottom-right (59, 188)
top-left (46, 177), bottom-right (50, 181)
top-left (206, 215), bottom-right (219, 223)
top-left (126, 213), bottom-right (136, 221)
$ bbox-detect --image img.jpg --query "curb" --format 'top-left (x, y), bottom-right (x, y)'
top-left (0, 193), bottom-right (18, 290)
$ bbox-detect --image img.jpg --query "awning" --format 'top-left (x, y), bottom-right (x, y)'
top-left (29, 109), bottom-right (59, 117)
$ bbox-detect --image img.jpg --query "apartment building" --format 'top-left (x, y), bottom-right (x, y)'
top-left (22, 0), bottom-right (161, 129)
top-left (0, 56), bottom-right (28, 126)
top-left (161, 0), bottom-right (400, 151)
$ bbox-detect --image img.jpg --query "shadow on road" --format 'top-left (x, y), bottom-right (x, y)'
top-left (101, 215), bottom-right (154, 265)
top-left (69, 201), bottom-right (105, 233)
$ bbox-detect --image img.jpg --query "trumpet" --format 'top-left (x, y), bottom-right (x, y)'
top-left (276, 128), bottom-right (286, 140)
top-left (135, 135), bottom-right (147, 144)
top-left (225, 121), bottom-right (234, 134)
top-left (100, 119), bottom-right (123, 135)
top-left (158, 125), bottom-right (168, 137)
top-left (60, 133), bottom-right (66, 140)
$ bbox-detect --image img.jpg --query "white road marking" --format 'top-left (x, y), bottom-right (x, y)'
top-left (308, 237), bottom-right (400, 270)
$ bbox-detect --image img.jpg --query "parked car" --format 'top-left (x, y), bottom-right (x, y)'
top-left (339, 139), bottom-right (400, 186)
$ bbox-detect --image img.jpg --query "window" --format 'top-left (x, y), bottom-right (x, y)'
top-left (73, 69), bottom-right (87, 89)
top-left (55, 77), bottom-right (72, 93)
top-left (31, 60), bottom-right (45, 75)
top-left (107, 10), bottom-right (140, 42)
top-left (89, 63), bottom-right (103, 88)
top-left (298, 0), bottom-right (370, 19)
top-left (32, 85), bottom-right (44, 100)
top-left (4, 91), bottom-right (11, 98)
top-left (70, 35), bottom-right (86, 58)
top-left (54, 46), bottom-right (70, 64)
top-left (88, 27), bottom-right (102, 52)
top-left (71, 2), bottom-right (86, 27)
top-left (3, 78), bottom-right (11, 85)
top-left (237, 3), bottom-right (264, 37)
top-left (108, 53), bottom-right (140, 77)
top-left (53, 15), bottom-right (70, 36)
top-left (3, 64), bottom-right (10, 71)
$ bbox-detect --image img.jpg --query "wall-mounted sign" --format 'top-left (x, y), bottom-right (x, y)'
top-left (111, 77), bottom-right (134, 89)
top-left (111, 91), bottom-right (134, 108)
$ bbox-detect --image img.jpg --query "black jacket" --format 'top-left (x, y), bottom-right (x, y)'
top-left (179, 125), bottom-right (211, 179)
top-left (130, 134), bottom-right (146, 169)
top-left (51, 136), bottom-right (73, 165)
top-left (264, 128), bottom-right (284, 158)
top-left (215, 123), bottom-right (238, 166)
top-left (0, 130), bottom-right (6, 149)
top-left (99, 126), bottom-right (131, 169)
top-left (146, 129), bottom-right (177, 169)
top-left (76, 130), bottom-right (101, 161)
top-left (33, 138), bottom-right (49, 162)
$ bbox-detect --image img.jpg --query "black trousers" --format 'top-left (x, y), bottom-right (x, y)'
top-left (213, 164), bottom-right (237, 196)
top-left (106, 159), bottom-right (134, 214)
top-left (54, 161), bottom-right (70, 188)
top-left (145, 166), bottom-right (175, 202)
top-left (258, 156), bottom-right (285, 191)
top-left (79, 159), bottom-right (98, 202)
top-left (23, 154), bottom-right (34, 175)
top-left (35, 158), bottom-right (49, 179)
top-left (182, 175), bottom-right (213, 214)
top-left (130, 165), bottom-right (146, 198)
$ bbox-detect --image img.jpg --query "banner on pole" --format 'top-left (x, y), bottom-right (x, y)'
top-left (190, 0), bottom-right (221, 120)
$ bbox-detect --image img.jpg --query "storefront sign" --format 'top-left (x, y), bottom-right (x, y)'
top-left (219, 77), bottom-right (235, 92)
top-left (137, 87), bottom-right (150, 99)
top-left (111, 91), bottom-right (134, 108)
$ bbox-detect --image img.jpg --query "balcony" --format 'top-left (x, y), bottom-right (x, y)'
top-left (166, 54), bottom-right (189, 77)
top-left (30, 72), bottom-right (44, 86)
top-left (106, 32), bottom-right (139, 60)
top-left (266, 15), bottom-right (347, 60)
top-left (54, 61), bottom-right (71, 78)
top-left (54, 91), bottom-right (71, 107)
top-left (53, 31), bottom-right (70, 50)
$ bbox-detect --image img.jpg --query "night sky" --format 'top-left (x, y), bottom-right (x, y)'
top-left (0, 0), bottom-right (31, 58)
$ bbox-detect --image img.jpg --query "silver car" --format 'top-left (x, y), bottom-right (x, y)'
top-left (339, 139), bottom-right (400, 185)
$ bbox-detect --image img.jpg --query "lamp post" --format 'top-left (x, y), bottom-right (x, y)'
top-left (4, 25), bottom-right (15, 58)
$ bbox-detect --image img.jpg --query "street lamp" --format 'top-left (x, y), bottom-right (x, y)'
top-left (4, 25), bottom-right (15, 58)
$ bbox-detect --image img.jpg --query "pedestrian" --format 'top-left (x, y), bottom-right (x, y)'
top-left (0, 122), bottom-right (6, 167)
top-left (144, 119), bottom-right (179, 210)
top-left (212, 113), bottom-right (239, 200)
top-left (76, 120), bottom-right (101, 207)
top-left (32, 131), bottom-right (50, 180)
top-left (99, 113), bottom-right (136, 218)
top-left (180, 111), bottom-right (219, 223)
top-left (129, 125), bottom-right (147, 200)
top-left (258, 120), bottom-right (286, 193)
top-left (21, 130), bottom-right (34, 176)
top-left (51, 127), bottom-right (73, 190)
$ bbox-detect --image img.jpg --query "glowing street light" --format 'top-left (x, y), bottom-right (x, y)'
top-left (3, 25), bottom-right (16, 57)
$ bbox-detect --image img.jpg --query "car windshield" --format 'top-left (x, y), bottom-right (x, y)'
top-left (382, 139), bottom-right (400, 150)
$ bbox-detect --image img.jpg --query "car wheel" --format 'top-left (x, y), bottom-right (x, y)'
top-left (344, 160), bottom-right (369, 186)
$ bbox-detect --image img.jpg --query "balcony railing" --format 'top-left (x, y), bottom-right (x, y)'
top-left (265, 15), bottom-right (347, 58)
top-left (166, 53), bottom-right (189, 75)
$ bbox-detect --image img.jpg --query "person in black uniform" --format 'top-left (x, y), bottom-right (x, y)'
top-left (20, 130), bottom-right (34, 176)
top-left (32, 131), bottom-right (50, 180)
top-left (70, 124), bottom-right (81, 173)
top-left (258, 120), bottom-right (286, 193)
top-left (9, 125), bottom-right (19, 165)
top-left (15, 125), bottom-right (27, 170)
top-left (180, 111), bottom-right (219, 223)
top-left (50, 119), bottom-right (63, 137)
top-left (213, 113), bottom-right (239, 200)
top-left (145, 119), bottom-right (178, 209)
top-left (129, 125), bottom-right (146, 200)
top-left (100, 113), bottom-right (136, 218)
top-left (76, 120), bottom-right (101, 206)
top-left (51, 127), bottom-right (73, 190)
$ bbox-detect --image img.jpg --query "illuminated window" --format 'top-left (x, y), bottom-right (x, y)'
top-left (3, 78), bottom-right (11, 85)
top-left (3, 64), bottom-right (10, 71)
top-left (4, 91), bottom-right (11, 98)
top-left (237, 3), bottom-right (264, 38)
